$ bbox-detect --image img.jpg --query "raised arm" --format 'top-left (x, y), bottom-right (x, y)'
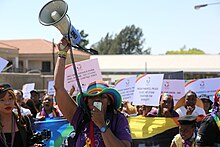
top-left (54, 38), bottom-right (78, 122)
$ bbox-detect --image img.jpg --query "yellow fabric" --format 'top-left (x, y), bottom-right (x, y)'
top-left (128, 116), bottom-right (178, 139)
top-left (172, 134), bottom-right (183, 146)
top-left (172, 134), bottom-right (195, 147)
top-left (216, 121), bottom-right (220, 131)
top-left (126, 103), bottom-right (137, 114)
top-left (85, 138), bottom-right (91, 147)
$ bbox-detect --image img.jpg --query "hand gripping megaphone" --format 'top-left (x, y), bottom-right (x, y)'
top-left (39, 0), bottom-right (81, 45)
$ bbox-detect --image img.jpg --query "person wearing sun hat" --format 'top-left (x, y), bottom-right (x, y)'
top-left (76, 80), bottom-right (122, 111)
top-left (196, 88), bottom-right (220, 146)
top-left (54, 37), bottom-right (132, 147)
top-left (174, 90), bottom-right (206, 117)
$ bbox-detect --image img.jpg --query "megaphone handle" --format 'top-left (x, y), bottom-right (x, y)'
top-left (65, 25), bottom-right (81, 45)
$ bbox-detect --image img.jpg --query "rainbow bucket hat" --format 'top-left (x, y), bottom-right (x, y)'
top-left (76, 80), bottom-right (122, 110)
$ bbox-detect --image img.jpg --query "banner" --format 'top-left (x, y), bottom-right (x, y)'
top-left (32, 117), bottom-right (74, 147)
top-left (161, 79), bottom-right (185, 105)
top-left (114, 76), bottom-right (136, 102)
top-left (64, 58), bottom-right (102, 93)
top-left (128, 116), bottom-right (179, 147)
top-left (185, 77), bottom-right (220, 102)
top-left (133, 74), bottom-right (164, 106)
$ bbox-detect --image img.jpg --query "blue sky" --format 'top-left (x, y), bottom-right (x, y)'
top-left (1, 0), bottom-right (220, 54)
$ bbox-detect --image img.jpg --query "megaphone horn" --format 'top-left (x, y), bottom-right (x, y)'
top-left (39, 0), bottom-right (81, 45)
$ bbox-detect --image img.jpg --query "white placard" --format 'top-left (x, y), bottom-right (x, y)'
top-left (47, 80), bottom-right (55, 96)
top-left (114, 76), bottom-right (136, 102)
top-left (0, 57), bottom-right (9, 72)
top-left (64, 58), bottom-right (102, 93)
top-left (161, 79), bottom-right (185, 105)
top-left (22, 83), bottom-right (35, 99)
top-left (185, 77), bottom-right (220, 102)
top-left (133, 74), bottom-right (164, 106)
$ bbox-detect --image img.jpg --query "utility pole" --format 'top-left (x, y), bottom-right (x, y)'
top-left (52, 38), bottom-right (55, 74)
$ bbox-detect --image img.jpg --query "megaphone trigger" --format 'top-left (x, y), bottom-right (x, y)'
top-left (65, 25), bottom-right (81, 45)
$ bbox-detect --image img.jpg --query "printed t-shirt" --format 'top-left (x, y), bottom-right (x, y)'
top-left (71, 107), bottom-right (132, 147)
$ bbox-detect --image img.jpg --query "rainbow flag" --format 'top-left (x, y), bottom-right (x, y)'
top-left (32, 117), bottom-right (74, 147)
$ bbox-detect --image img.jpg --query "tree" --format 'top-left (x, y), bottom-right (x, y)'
top-left (92, 25), bottom-right (151, 55)
top-left (91, 33), bottom-right (115, 54)
top-left (166, 46), bottom-right (205, 54)
top-left (115, 25), bottom-right (145, 54)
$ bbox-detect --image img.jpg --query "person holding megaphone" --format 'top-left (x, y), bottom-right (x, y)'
top-left (54, 38), bottom-right (132, 147)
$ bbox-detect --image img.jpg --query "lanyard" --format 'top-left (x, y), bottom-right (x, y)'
top-left (0, 114), bottom-right (16, 147)
top-left (87, 119), bottom-right (110, 147)
top-left (88, 120), bottom-right (95, 147)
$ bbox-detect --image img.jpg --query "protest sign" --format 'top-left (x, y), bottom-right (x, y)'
top-left (47, 80), bottom-right (55, 96)
top-left (114, 76), bottom-right (136, 102)
top-left (0, 57), bottom-right (8, 72)
top-left (185, 77), bottom-right (220, 102)
top-left (161, 79), bottom-right (185, 105)
top-left (133, 74), bottom-right (164, 106)
top-left (22, 83), bottom-right (35, 99)
top-left (64, 58), bottom-right (102, 92)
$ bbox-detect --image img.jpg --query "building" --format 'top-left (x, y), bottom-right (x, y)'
top-left (1, 39), bottom-right (220, 89)
top-left (90, 55), bottom-right (220, 82)
top-left (0, 39), bottom-right (90, 74)
top-left (0, 39), bottom-right (90, 89)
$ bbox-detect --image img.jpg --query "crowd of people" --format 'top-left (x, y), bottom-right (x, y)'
top-left (0, 37), bottom-right (219, 146)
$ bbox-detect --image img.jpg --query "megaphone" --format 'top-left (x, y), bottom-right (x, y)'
top-left (39, 0), bottom-right (81, 45)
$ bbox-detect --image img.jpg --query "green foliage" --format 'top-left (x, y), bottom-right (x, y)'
top-left (166, 46), bottom-right (205, 54)
top-left (92, 25), bottom-right (151, 55)
top-left (91, 33), bottom-right (115, 54)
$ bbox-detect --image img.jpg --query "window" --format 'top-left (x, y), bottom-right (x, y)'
top-left (42, 61), bottom-right (51, 72)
